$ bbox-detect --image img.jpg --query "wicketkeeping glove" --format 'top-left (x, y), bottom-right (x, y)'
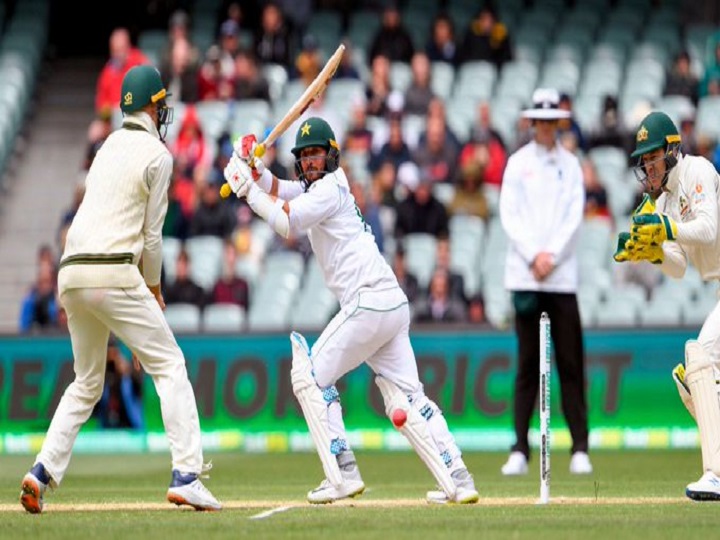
top-left (631, 212), bottom-right (678, 245)
top-left (631, 193), bottom-right (656, 216)
top-left (613, 232), bottom-right (664, 264)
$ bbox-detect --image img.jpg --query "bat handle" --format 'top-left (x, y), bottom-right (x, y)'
top-left (254, 143), bottom-right (266, 158)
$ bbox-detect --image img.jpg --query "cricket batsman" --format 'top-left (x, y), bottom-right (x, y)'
top-left (614, 111), bottom-right (720, 501)
top-left (223, 117), bottom-right (479, 504)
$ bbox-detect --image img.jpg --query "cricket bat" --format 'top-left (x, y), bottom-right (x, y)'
top-left (220, 43), bottom-right (346, 198)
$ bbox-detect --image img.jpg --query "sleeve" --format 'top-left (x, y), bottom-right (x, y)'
top-left (675, 159), bottom-right (719, 246)
top-left (546, 157), bottom-right (585, 263)
top-left (288, 180), bottom-right (343, 233)
top-left (142, 152), bottom-right (173, 287)
top-left (276, 178), bottom-right (307, 201)
top-left (659, 241), bottom-right (688, 278)
top-left (498, 155), bottom-right (538, 264)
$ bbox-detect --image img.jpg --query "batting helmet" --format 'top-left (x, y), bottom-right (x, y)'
top-left (290, 117), bottom-right (340, 181)
top-left (120, 65), bottom-right (174, 140)
top-left (631, 111), bottom-right (682, 193)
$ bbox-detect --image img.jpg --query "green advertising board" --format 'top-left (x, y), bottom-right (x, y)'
top-left (0, 328), bottom-right (699, 454)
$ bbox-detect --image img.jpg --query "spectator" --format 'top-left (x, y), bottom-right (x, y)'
top-left (93, 336), bottom-right (144, 430)
top-left (369, 113), bottom-right (412, 173)
top-left (95, 28), bottom-right (149, 120)
top-left (391, 241), bottom-right (420, 303)
top-left (414, 115), bottom-right (458, 185)
top-left (233, 48), bottom-right (271, 101)
top-left (369, 3), bottom-right (415, 64)
top-left (581, 158), bottom-right (611, 222)
top-left (171, 105), bottom-right (211, 180)
top-left (557, 93), bottom-right (587, 153)
top-left (190, 171), bottom-right (238, 239)
top-left (460, 112), bottom-right (507, 191)
top-left (255, 1), bottom-right (292, 66)
top-left (19, 260), bottom-right (58, 333)
top-left (372, 159), bottom-right (400, 209)
top-left (197, 45), bottom-right (235, 101)
top-left (211, 240), bottom-right (250, 309)
top-left (404, 52), bottom-right (435, 116)
top-left (700, 40), bottom-right (720, 98)
top-left (420, 97), bottom-right (462, 153)
top-left (394, 161), bottom-right (449, 239)
top-left (458, 4), bottom-right (512, 69)
top-left (343, 95), bottom-right (374, 157)
top-left (218, 19), bottom-right (242, 80)
top-left (159, 35), bottom-right (201, 104)
top-left (293, 34), bottom-right (322, 87)
top-left (467, 293), bottom-right (487, 325)
top-left (426, 12), bottom-right (457, 65)
top-left (587, 94), bottom-right (628, 151)
top-left (83, 117), bottom-right (112, 171)
top-left (365, 54), bottom-right (393, 118)
top-left (664, 50), bottom-right (699, 105)
top-left (434, 236), bottom-right (466, 304)
top-left (413, 268), bottom-right (467, 323)
top-left (335, 39), bottom-right (361, 80)
top-left (448, 143), bottom-right (490, 221)
top-left (164, 248), bottom-right (208, 309)
top-left (471, 100), bottom-right (507, 151)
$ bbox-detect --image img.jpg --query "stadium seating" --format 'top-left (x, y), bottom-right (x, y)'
top-left (202, 303), bottom-right (246, 332)
top-left (164, 303), bottom-right (202, 333)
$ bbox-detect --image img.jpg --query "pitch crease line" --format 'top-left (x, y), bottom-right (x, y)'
top-left (249, 505), bottom-right (295, 520)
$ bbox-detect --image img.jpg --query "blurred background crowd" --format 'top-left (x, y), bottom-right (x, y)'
top-left (11, 0), bottom-right (720, 335)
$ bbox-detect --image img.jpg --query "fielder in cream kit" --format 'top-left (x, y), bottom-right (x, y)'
top-left (224, 117), bottom-right (479, 504)
top-left (19, 66), bottom-right (221, 513)
top-left (614, 111), bottom-right (720, 501)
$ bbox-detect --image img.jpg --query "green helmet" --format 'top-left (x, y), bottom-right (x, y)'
top-left (631, 111), bottom-right (681, 158)
top-left (290, 117), bottom-right (340, 181)
top-left (120, 65), bottom-right (169, 113)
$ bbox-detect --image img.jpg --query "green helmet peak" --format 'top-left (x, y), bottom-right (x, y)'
top-left (120, 65), bottom-right (169, 113)
top-left (631, 111), bottom-right (681, 158)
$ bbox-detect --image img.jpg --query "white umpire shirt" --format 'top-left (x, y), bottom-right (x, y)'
top-left (499, 139), bottom-right (585, 293)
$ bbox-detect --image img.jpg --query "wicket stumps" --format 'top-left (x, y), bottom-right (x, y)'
top-left (539, 312), bottom-right (551, 504)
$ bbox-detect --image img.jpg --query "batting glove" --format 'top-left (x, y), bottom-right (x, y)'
top-left (223, 154), bottom-right (253, 198)
top-left (234, 134), bottom-right (266, 181)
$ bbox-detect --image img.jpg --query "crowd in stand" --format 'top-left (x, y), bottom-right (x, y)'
top-left (19, 0), bottom-right (720, 334)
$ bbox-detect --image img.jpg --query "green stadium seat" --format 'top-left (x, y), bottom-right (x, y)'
top-left (185, 235), bottom-right (224, 292)
top-left (203, 303), bottom-right (246, 333)
top-left (163, 303), bottom-right (202, 333)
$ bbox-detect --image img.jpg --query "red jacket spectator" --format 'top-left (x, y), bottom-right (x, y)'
top-left (95, 28), bottom-right (149, 119)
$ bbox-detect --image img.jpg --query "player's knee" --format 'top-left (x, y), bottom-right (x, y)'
top-left (70, 377), bottom-right (104, 404)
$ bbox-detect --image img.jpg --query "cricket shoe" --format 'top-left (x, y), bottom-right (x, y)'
top-left (20, 462), bottom-right (51, 514)
top-left (307, 453), bottom-right (365, 504)
top-left (426, 468), bottom-right (479, 504)
top-left (686, 471), bottom-right (720, 501)
top-left (501, 451), bottom-right (529, 475)
top-left (167, 470), bottom-right (222, 511)
top-left (569, 452), bottom-right (593, 475)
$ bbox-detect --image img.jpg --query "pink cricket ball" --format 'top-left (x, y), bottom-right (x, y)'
top-left (391, 409), bottom-right (407, 428)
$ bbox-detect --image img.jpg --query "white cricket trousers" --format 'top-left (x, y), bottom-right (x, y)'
top-left (37, 285), bottom-right (203, 485)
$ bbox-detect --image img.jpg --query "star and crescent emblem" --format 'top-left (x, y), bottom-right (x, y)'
top-left (300, 122), bottom-right (311, 136)
top-left (637, 125), bottom-right (648, 142)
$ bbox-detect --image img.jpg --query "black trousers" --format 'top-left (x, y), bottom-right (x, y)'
top-left (510, 291), bottom-right (589, 458)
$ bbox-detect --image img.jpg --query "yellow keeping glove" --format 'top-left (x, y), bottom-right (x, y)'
top-left (613, 232), bottom-right (664, 264)
top-left (632, 193), bottom-right (656, 216)
top-left (631, 213), bottom-right (678, 245)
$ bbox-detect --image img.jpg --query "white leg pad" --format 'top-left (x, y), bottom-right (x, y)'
top-left (375, 376), bottom-right (456, 498)
top-left (290, 331), bottom-right (343, 488)
top-left (672, 363), bottom-right (697, 420)
top-left (685, 340), bottom-right (720, 474)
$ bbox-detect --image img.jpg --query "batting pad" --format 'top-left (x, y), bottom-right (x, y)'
top-left (685, 340), bottom-right (720, 474)
top-left (672, 363), bottom-right (697, 420)
top-left (375, 376), bottom-right (456, 498)
top-left (290, 332), bottom-right (343, 488)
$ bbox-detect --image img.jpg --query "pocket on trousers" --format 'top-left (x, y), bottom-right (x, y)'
top-left (512, 291), bottom-right (539, 316)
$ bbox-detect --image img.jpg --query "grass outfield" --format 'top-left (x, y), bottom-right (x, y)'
top-left (0, 449), bottom-right (717, 539)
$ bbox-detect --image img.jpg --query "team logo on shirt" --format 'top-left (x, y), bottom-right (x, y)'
top-left (679, 195), bottom-right (690, 219)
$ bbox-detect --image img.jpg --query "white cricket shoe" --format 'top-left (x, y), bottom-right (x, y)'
top-left (426, 468), bottom-right (479, 504)
top-left (501, 451), bottom-right (529, 475)
top-left (686, 471), bottom-right (720, 501)
top-left (167, 470), bottom-right (222, 511)
top-left (307, 458), bottom-right (365, 504)
top-left (569, 452), bottom-right (593, 475)
top-left (20, 463), bottom-right (51, 514)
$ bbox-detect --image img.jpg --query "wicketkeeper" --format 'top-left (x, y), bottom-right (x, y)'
top-left (223, 117), bottom-right (479, 504)
top-left (614, 111), bottom-right (720, 501)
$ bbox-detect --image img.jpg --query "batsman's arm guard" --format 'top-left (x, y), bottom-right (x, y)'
top-left (375, 376), bottom-right (456, 499)
top-left (290, 331), bottom-right (343, 488)
top-left (684, 340), bottom-right (720, 474)
top-left (246, 182), bottom-right (290, 239)
top-left (671, 363), bottom-right (696, 420)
